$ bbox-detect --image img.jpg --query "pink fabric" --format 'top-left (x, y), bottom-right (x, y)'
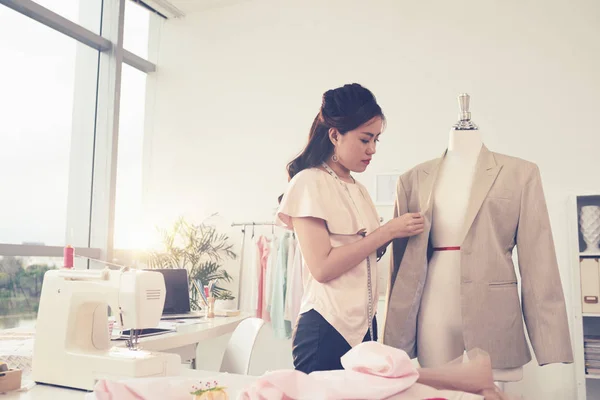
top-left (239, 374), bottom-right (484, 400)
top-left (238, 342), bottom-right (511, 400)
top-left (91, 380), bottom-right (143, 400)
top-left (256, 236), bottom-right (271, 321)
top-left (89, 377), bottom-right (211, 400)
top-left (340, 341), bottom-right (414, 377)
top-left (238, 370), bottom-right (331, 400)
top-left (239, 341), bottom-right (420, 400)
top-left (88, 342), bottom-right (510, 400)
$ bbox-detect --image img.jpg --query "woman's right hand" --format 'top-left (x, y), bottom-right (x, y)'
top-left (384, 212), bottom-right (425, 239)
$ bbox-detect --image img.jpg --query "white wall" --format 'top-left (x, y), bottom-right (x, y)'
top-left (144, 0), bottom-right (600, 398)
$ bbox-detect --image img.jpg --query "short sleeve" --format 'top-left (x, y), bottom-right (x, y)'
top-left (275, 169), bottom-right (328, 230)
top-left (275, 168), bottom-right (375, 237)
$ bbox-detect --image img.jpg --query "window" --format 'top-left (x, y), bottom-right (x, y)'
top-left (114, 64), bottom-right (148, 250)
top-left (0, 6), bottom-right (98, 247)
top-left (29, 0), bottom-right (103, 34)
top-left (0, 256), bottom-right (62, 330)
top-left (124, 0), bottom-right (150, 59)
top-left (112, 1), bottom-right (159, 250)
top-left (0, 0), bottom-right (160, 333)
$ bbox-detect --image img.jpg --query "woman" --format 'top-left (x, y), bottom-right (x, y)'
top-left (276, 83), bottom-right (424, 373)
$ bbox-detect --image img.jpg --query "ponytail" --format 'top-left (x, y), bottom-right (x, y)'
top-left (286, 113), bottom-right (333, 181)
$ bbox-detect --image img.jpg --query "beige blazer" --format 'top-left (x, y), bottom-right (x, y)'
top-left (382, 145), bottom-right (574, 369)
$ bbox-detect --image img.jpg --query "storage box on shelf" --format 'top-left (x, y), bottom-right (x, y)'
top-left (582, 259), bottom-right (600, 315)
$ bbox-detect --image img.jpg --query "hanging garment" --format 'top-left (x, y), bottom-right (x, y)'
top-left (286, 242), bottom-right (305, 326)
top-left (256, 235), bottom-right (271, 321)
top-left (237, 230), bottom-right (252, 313)
top-left (239, 235), bottom-right (261, 316)
top-left (284, 236), bottom-right (304, 326)
top-left (383, 145), bottom-right (574, 369)
top-left (236, 227), bottom-right (247, 311)
top-left (270, 232), bottom-right (292, 339)
top-left (264, 234), bottom-right (279, 316)
top-left (283, 235), bottom-right (296, 322)
top-left (251, 236), bottom-right (262, 317)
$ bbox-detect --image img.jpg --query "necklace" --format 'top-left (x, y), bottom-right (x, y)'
top-left (321, 162), bottom-right (375, 342)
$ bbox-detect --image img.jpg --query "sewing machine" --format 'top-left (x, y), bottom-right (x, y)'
top-left (32, 267), bottom-right (182, 391)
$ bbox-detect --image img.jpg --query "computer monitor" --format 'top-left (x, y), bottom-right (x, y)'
top-left (151, 268), bottom-right (191, 314)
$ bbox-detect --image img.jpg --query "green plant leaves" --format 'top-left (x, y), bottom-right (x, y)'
top-left (141, 215), bottom-right (237, 306)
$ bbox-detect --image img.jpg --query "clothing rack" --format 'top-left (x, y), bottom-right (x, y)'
top-left (233, 220), bottom-right (279, 310)
top-left (231, 221), bottom-right (275, 227)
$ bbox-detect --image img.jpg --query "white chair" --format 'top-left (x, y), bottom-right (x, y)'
top-left (220, 317), bottom-right (265, 375)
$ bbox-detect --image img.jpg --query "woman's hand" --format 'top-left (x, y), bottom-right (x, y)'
top-left (383, 212), bottom-right (425, 239)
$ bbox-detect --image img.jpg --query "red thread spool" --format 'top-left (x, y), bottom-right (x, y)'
top-left (64, 245), bottom-right (74, 269)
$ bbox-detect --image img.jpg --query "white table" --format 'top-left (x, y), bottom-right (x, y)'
top-left (2, 369), bottom-right (258, 399)
top-left (1, 314), bottom-right (251, 398)
top-left (125, 314), bottom-right (250, 368)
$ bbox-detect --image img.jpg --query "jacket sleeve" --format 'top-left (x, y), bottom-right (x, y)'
top-left (516, 165), bottom-right (574, 365)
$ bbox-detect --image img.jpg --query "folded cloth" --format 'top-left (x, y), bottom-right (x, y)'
top-left (87, 342), bottom-right (512, 400)
top-left (340, 341), bottom-right (416, 377)
top-left (237, 341), bottom-right (489, 400)
top-left (87, 375), bottom-right (254, 400)
top-left (89, 376), bottom-right (198, 400)
top-left (236, 369), bottom-right (332, 400)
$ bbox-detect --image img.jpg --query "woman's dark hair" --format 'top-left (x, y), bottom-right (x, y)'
top-left (286, 83), bottom-right (385, 181)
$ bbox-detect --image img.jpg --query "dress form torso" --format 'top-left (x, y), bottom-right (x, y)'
top-left (416, 130), bottom-right (523, 382)
top-left (430, 131), bottom-right (481, 247)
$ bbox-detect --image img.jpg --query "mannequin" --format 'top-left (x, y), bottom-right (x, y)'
top-left (416, 94), bottom-right (523, 382)
top-left (383, 94), bottom-right (573, 379)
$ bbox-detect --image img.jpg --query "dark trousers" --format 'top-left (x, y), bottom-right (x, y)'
top-left (292, 309), bottom-right (378, 374)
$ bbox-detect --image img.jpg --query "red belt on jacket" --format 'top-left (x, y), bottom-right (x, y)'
top-left (432, 246), bottom-right (461, 251)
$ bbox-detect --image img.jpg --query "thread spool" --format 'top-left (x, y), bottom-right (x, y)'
top-left (64, 245), bottom-right (74, 269)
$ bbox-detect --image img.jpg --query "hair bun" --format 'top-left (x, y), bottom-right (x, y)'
top-left (321, 89), bottom-right (335, 110)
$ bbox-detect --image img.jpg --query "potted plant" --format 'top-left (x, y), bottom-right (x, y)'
top-left (142, 215), bottom-right (236, 310)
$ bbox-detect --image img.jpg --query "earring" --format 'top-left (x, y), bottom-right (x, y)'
top-left (331, 153), bottom-right (339, 162)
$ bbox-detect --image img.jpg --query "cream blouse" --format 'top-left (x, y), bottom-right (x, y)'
top-left (276, 167), bottom-right (381, 347)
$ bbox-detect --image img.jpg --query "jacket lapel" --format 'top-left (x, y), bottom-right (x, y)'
top-left (459, 145), bottom-right (502, 243)
top-left (417, 150), bottom-right (446, 216)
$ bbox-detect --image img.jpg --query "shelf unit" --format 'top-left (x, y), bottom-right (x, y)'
top-left (570, 194), bottom-right (600, 400)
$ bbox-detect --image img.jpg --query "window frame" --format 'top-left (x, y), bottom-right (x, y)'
top-left (0, 0), bottom-right (159, 265)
